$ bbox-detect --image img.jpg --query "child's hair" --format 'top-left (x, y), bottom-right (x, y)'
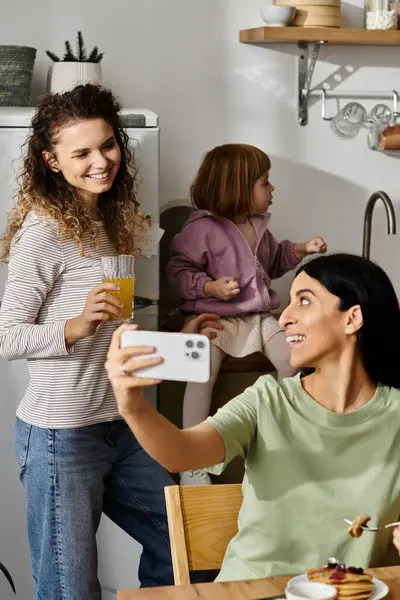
top-left (1, 83), bottom-right (147, 260)
top-left (190, 143), bottom-right (271, 219)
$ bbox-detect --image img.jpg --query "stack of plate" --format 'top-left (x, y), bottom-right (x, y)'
top-left (273, 0), bottom-right (341, 27)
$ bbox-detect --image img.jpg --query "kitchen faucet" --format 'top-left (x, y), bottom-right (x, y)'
top-left (362, 191), bottom-right (396, 259)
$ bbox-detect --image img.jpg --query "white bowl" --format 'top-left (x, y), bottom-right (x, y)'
top-left (286, 581), bottom-right (337, 600)
top-left (260, 5), bottom-right (296, 26)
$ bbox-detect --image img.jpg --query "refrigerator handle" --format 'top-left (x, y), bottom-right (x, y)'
top-left (134, 297), bottom-right (158, 311)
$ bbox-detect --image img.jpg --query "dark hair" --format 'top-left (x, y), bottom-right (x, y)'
top-left (190, 144), bottom-right (271, 219)
top-left (1, 83), bottom-right (146, 259)
top-left (297, 253), bottom-right (400, 388)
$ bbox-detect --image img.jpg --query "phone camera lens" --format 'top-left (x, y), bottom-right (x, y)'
top-left (191, 351), bottom-right (199, 359)
top-left (186, 340), bottom-right (194, 348)
top-left (197, 341), bottom-right (205, 348)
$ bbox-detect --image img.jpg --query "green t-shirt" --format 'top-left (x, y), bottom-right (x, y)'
top-left (206, 373), bottom-right (400, 582)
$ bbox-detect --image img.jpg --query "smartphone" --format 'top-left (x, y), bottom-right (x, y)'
top-left (120, 330), bottom-right (210, 383)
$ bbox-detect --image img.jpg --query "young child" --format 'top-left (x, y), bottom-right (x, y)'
top-left (167, 144), bottom-right (327, 485)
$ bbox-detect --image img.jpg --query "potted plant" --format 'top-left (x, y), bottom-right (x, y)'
top-left (46, 31), bottom-right (104, 94)
top-left (0, 561), bottom-right (15, 594)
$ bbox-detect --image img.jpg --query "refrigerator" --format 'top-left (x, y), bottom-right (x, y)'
top-left (0, 107), bottom-right (161, 599)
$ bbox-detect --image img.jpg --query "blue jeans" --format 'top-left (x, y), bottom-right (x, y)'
top-left (15, 417), bottom-right (175, 600)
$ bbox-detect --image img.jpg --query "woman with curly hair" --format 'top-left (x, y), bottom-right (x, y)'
top-left (0, 84), bottom-right (220, 600)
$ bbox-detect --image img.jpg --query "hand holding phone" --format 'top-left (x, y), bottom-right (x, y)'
top-left (120, 330), bottom-right (210, 383)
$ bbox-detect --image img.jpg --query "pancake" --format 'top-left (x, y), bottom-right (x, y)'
top-left (307, 560), bottom-right (374, 600)
top-left (348, 516), bottom-right (371, 538)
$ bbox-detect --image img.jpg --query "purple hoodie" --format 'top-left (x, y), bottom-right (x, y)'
top-left (167, 210), bottom-right (300, 317)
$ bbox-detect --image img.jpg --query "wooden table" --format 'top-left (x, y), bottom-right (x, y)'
top-left (117, 566), bottom-right (400, 600)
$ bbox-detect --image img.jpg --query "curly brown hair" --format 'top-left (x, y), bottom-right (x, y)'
top-left (1, 83), bottom-right (148, 261)
top-left (191, 144), bottom-right (271, 219)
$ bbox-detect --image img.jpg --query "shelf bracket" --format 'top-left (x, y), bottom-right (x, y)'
top-left (298, 41), bottom-right (325, 126)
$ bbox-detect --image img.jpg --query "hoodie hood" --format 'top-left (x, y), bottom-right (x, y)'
top-left (183, 209), bottom-right (271, 229)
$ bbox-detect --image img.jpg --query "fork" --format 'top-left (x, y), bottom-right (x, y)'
top-left (344, 518), bottom-right (400, 532)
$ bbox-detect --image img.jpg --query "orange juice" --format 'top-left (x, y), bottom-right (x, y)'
top-left (103, 277), bottom-right (134, 320)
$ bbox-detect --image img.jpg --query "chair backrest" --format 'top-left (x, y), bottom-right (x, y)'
top-left (159, 203), bottom-right (194, 332)
top-left (164, 484), bottom-right (243, 585)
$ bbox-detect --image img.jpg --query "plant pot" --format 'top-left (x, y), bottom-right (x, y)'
top-left (48, 62), bottom-right (102, 94)
top-left (0, 45), bottom-right (36, 106)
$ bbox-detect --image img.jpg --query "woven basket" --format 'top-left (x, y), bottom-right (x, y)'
top-left (0, 45), bottom-right (36, 106)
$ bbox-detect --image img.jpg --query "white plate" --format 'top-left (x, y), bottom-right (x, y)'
top-left (287, 574), bottom-right (389, 600)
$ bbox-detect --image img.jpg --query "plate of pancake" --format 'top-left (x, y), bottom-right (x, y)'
top-left (287, 560), bottom-right (388, 600)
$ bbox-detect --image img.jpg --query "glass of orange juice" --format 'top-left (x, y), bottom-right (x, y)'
top-left (101, 255), bottom-right (135, 322)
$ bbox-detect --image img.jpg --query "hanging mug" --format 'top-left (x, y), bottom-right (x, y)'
top-left (331, 102), bottom-right (367, 140)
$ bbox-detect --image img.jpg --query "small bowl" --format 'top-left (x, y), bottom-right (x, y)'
top-left (285, 581), bottom-right (337, 600)
top-left (260, 5), bottom-right (296, 26)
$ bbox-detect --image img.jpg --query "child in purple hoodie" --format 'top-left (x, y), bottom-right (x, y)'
top-left (167, 144), bottom-right (327, 485)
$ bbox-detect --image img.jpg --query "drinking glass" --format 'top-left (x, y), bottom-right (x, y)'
top-left (369, 103), bottom-right (393, 125)
top-left (331, 102), bottom-right (367, 139)
top-left (101, 255), bottom-right (135, 322)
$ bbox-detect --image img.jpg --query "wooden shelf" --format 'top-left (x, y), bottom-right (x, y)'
top-left (240, 27), bottom-right (400, 45)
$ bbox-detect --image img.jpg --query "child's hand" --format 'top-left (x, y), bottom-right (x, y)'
top-left (293, 237), bottom-right (327, 259)
top-left (181, 313), bottom-right (224, 340)
top-left (305, 236), bottom-right (327, 255)
top-left (204, 276), bottom-right (240, 301)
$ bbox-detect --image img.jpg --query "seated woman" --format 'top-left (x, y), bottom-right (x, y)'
top-left (105, 253), bottom-right (400, 582)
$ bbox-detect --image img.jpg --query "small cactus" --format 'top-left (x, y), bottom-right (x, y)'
top-left (46, 31), bottom-right (104, 63)
top-left (46, 50), bottom-right (59, 62)
top-left (63, 40), bottom-right (76, 62)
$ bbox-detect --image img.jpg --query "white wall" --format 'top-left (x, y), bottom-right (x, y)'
top-left (4, 0), bottom-right (399, 300)
top-left (4, 0), bottom-right (400, 299)
top-left (1, 0), bottom-right (400, 597)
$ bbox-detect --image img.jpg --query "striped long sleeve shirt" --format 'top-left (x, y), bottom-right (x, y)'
top-left (0, 211), bottom-right (122, 428)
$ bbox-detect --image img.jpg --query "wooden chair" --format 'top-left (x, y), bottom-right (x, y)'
top-left (164, 483), bottom-right (243, 585)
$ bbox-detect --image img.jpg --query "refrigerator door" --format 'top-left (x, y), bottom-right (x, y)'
top-left (126, 128), bottom-right (160, 304)
top-left (0, 358), bottom-right (32, 599)
top-left (0, 107), bottom-right (35, 128)
top-left (0, 127), bottom-right (33, 598)
top-left (0, 127), bottom-right (30, 296)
